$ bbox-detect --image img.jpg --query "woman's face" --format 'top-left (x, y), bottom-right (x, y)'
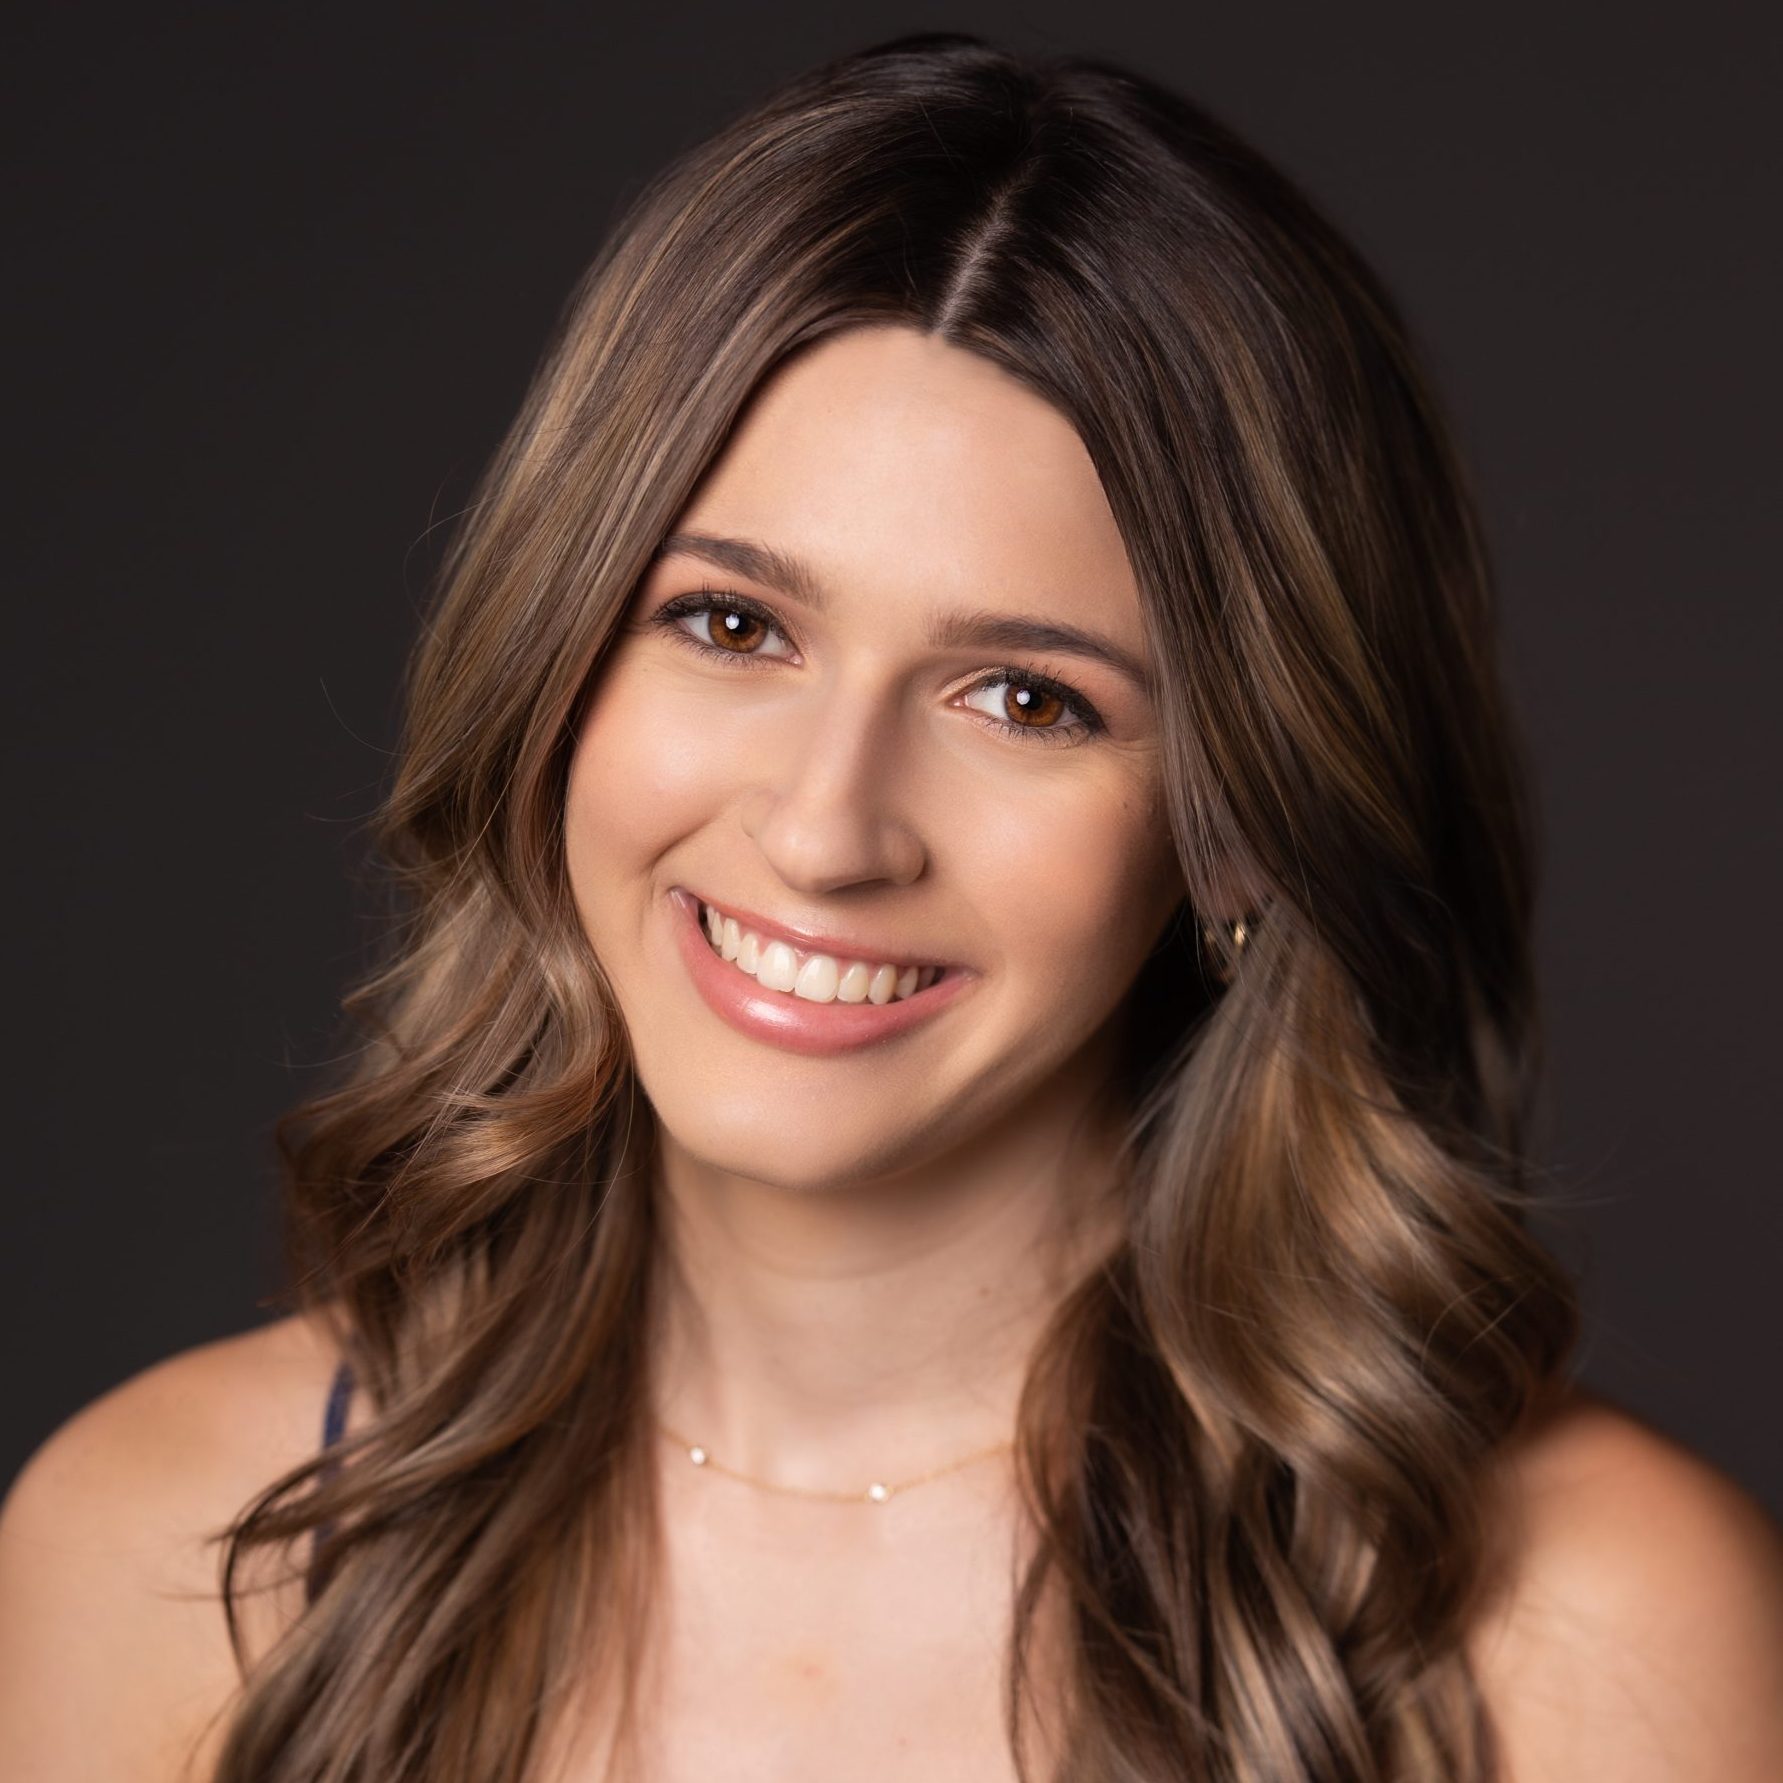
top-left (565, 324), bottom-right (1184, 1189)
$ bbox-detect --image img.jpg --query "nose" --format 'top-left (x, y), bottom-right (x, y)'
top-left (738, 680), bottom-right (927, 895)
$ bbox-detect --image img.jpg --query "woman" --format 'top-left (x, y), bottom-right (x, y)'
top-left (3, 30), bottom-right (1779, 1783)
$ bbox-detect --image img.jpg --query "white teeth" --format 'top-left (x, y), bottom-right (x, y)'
top-left (757, 940), bottom-right (800, 993)
top-left (794, 954), bottom-right (840, 1002)
top-left (696, 901), bottom-right (944, 1006)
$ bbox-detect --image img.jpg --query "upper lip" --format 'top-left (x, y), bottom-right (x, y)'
top-left (676, 886), bottom-right (963, 973)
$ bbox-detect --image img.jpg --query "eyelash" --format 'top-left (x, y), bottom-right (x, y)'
top-left (645, 586), bottom-right (1107, 748)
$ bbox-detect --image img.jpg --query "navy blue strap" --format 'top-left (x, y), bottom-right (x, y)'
top-left (321, 1357), bottom-right (354, 1450)
top-left (304, 1358), bottom-right (355, 1606)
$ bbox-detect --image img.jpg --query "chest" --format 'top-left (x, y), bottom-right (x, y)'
top-left (557, 1483), bottom-right (1037, 1783)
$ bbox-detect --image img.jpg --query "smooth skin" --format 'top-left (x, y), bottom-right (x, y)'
top-left (3, 327), bottom-right (1781, 1780)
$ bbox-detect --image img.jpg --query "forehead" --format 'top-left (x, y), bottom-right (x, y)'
top-left (674, 325), bottom-right (1142, 638)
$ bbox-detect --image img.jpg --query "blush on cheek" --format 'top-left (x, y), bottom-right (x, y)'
top-left (569, 660), bottom-right (735, 871)
top-left (968, 775), bottom-right (1175, 983)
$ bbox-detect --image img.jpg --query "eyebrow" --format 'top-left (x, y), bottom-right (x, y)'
top-left (653, 530), bottom-right (1153, 692)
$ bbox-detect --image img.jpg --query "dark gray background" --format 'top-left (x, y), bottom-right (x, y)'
top-left (6, 4), bottom-right (1779, 1510)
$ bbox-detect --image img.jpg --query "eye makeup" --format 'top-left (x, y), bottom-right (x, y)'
top-left (645, 586), bottom-right (1109, 748)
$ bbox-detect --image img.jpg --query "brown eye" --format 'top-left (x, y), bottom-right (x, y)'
top-left (959, 671), bottom-right (1101, 747)
top-left (1004, 683), bottom-right (1065, 727)
top-left (709, 607), bottom-right (769, 653)
top-left (648, 591), bottom-right (795, 665)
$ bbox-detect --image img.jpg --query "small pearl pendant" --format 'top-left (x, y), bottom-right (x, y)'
top-left (866, 1481), bottom-right (890, 1503)
top-left (688, 1445), bottom-right (708, 1466)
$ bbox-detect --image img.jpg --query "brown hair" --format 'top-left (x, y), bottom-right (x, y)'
top-left (206, 32), bottom-right (1578, 1780)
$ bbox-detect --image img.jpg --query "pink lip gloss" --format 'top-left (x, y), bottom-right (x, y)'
top-left (666, 887), bottom-right (975, 1056)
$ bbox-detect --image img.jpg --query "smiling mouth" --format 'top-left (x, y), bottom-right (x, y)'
top-left (695, 897), bottom-right (952, 1005)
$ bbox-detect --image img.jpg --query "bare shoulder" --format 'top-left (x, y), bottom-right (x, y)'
top-left (0, 1309), bottom-right (347, 1782)
top-left (1468, 1385), bottom-right (1783, 1782)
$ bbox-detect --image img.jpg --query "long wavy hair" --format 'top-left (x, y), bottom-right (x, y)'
top-left (206, 32), bottom-right (1579, 1782)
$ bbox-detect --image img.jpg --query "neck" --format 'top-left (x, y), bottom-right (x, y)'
top-left (646, 1062), bottom-right (1127, 1490)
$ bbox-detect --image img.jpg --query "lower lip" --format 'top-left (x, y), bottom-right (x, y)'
top-left (666, 886), bottom-right (975, 1057)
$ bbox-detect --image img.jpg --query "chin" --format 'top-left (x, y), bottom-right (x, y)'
top-left (641, 1087), bottom-right (952, 1193)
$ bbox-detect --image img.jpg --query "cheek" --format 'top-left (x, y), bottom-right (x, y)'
top-left (563, 655), bottom-right (728, 917)
top-left (959, 762), bottom-right (1179, 1000)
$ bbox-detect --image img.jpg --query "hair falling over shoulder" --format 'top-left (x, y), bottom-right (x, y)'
top-left (205, 33), bottom-right (1579, 1781)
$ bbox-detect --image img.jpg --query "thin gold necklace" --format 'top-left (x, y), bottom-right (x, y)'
top-left (655, 1420), bottom-right (1014, 1504)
